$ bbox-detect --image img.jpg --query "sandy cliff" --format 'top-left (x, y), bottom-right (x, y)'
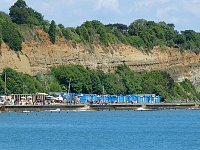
top-left (0, 29), bottom-right (199, 86)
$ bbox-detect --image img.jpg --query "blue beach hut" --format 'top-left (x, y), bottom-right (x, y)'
top-left (119, 95), bottom-right (125, 103)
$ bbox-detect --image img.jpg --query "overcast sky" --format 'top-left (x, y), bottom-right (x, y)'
top-left (0, 0), bottom-right (200, 32)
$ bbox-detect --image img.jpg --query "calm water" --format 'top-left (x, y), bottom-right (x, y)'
top-left (0, 110), bottom-right (200, 150)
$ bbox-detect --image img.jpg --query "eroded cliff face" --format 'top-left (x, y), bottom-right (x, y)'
top-left (0, 29), bottom-right (199, 86)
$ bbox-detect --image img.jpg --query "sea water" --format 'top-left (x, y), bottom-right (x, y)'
top-left (0, 110), bottom-right (199, 150)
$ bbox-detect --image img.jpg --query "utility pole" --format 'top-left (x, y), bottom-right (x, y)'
top-left (102, 85), bottom-right (105, 95)
top-left (102, 83), bottom-right (105, 103)
top-left (67, 78), bottom-right (71, 104)
top-left (4, 72), bottom-right (6, 95)
top-left (44, 81), bottom-right (49, 93)
top-left (22, 82), bottom-right (24, 94)
top-left (67, 78), bottom-right (71, 96)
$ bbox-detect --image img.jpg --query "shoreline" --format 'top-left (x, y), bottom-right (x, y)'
top-left (1, 103), bottom-right (200, 112)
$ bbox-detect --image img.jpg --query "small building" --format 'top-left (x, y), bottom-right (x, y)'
top-left (11, 93), bottom-right (48, 105)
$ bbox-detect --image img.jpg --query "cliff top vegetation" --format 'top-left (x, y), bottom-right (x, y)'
top-left (0, 0), bottom-right (200, 53)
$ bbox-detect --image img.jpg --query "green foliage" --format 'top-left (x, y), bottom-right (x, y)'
top-left (141, 71), bottom-right (174, 100)
top-left (0, 12), bottom-right (23, 51)
top-left (9, 0), bottom-right (44, 25)
top-left (75, 20), bottom-right (118, 45)
top-left (179, 79), bottom-right (198, 99)
top-left (2, 20), bottom-right (23, 51)
top-left (50, 64), bottom-right (199, 101)
top-left (2, 68), bottom-right (42, 94)
top-left (116, 65), bottom-right (142, 94)
top-left (48, 20), bottom-right (56, 44)
top-left (126, 36), bottom-right (144, 48)
top-left (5, 0), bottom-right (200, 52)
top-left (49, 83), bottom-right (62, 92)
top-left (106, 23), bottom-right (128, 33)
top-left (66, 19), bottom-right (200, 52)
top-left (180, 30), bottom-right (200, 52)
top-left (2, 0), bottom-right (200, 52)
top-left (0, 68), bottom-right (63, 95)
top-left (0, 66), bottom-right (198, 101)
top-left (58, 24), bottom-right (64, 29)
top-left (51, 65), bottom-right (93, 93)
top-left (35, 72), bottom-right (62, 92)
top-left (127, 20), bottom-right (200, 52)
top-left (42, 20), bottom-right (50, 33)
top-left (97, 26), bottom-right (109, 46)
top-left (0, 24), bottom-right (2, 47)
top-left (55, 19), bottom-right (200, 52)
top-left (0, 78), bottom-right (5, 94)
top-left (76, 25), bottom-right (91, 43)
top-left (63, 27), bottom-right (81, 42)
top-left (89, 71), bottom-right (102, 94)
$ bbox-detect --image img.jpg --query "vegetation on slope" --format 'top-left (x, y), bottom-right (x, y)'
top-left (0, 65), bottom-right (198, 101)
top-left (1, 0), bottom-right (200, 53)
top-left (0, 12), bottom-right (23, 51)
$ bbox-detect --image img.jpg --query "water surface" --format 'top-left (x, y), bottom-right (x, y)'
top-left (0, 110), bottom-right (199, 150)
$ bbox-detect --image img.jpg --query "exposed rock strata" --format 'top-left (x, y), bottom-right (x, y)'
top-left (0, 29), bottom-right (199, 87)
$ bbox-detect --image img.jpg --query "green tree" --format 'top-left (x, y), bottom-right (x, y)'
top-left (2, 68), bottom-right (45, 94)
top-left (97, 26), bottom-right (109, 46)
top-left (48, 20), bottom-right (56, 44)
top-left (76, 26), bottom-right (90, 43)
top-left (89, 72), bottom-right (102, 94)
top-left (102, 73), bottom-right (126, 95)
top-left (58, 24), bottom-right (64, 29)
top-left (9, 0), bottom-right (43, 25)
top-left (106, 23), bottom-right (128, 33)
top-left (116, 64), bottom-right (142, 94)
top-left (129, 19), bottom-right (148, 36)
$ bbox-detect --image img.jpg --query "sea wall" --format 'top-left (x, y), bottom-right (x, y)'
top-left (1, 103), bottom-right (199, 112)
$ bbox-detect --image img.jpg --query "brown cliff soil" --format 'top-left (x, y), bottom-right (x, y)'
top-left (0, 28), bottom-right (199, 87)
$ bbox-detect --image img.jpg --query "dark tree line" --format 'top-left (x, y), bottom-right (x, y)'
top-left (0, 65), bottom-right (199, 101)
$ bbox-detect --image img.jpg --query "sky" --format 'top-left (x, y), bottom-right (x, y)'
top-left (0, 0), bottom-right (200, 32)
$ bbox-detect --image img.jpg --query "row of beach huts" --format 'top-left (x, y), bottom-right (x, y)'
top-left (66, 93), bottom-right (161, 104)
top-left (0, 92), bottom-right (161, 105)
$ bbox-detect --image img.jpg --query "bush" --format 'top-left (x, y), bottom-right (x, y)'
top-left (63, 27), bottom-right (81, 42)
top-left (2, 20), bottom-right (23, 51)
top-left (0, 12), bottom-right (23, 51)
